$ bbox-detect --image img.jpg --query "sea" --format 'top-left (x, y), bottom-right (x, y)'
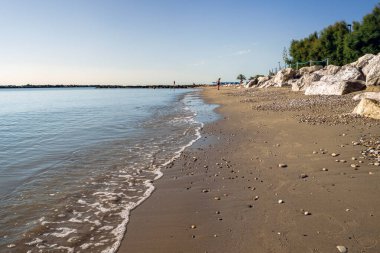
top-left (0, 87), bottom-right (218, 253)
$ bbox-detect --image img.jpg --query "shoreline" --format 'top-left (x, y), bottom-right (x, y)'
top-left (118, 86), bottom-right (380, 253)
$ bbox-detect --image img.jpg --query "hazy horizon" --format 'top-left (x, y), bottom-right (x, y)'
top-left (0, 0), bottom-right (378, 85)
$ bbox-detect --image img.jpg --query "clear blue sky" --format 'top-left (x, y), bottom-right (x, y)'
top-left (0, 0), bottom-right (378, 85)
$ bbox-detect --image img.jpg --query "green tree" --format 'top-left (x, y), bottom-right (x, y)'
top-left (344, 3), bottom-right (380, 63)
top-left (237, 74), bottom-right (246, 83)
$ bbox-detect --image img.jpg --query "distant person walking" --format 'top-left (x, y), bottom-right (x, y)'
top-left (217, 78), bottom-right (221, 90)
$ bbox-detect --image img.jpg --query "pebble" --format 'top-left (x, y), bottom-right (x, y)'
top-left (278, 199), bottom-right (284, 204)
top-left (336, 245), bottom-right (347, 253)
top-left (331, 153), bottom-right (339, 157)
top-left (216, 211), bottom-right (220, 214)
top-left (374, 162), bottom-right (380, 166)
top-left (350, 164), bottom-right (358, 168)
top-left (339, 160), bottom-right (347, 163)
top-left (313, 151), bottom-right (318, 154)
top-left (369, 172), bottom-right (374, 175)
top-left (304, 211), bottom-right (311, 216)
top-left (351, 157), bottom-right (357, 160)
top-left (7, 244), bottom-right (16, 248)
top-left (299, 174), bottom-right (308, 179)
top-left (278, 164), bottom-right (287, 168)
top-left (191, 225), bottom-right (196, 229)
top-left (322, 168), bottom-right (328, 171)
top-left (254, 196), bottom-right (259, 200)
top-left (214, 197), bottom-right (221, 200)
top-left (202, 189), bottom-right (209, 193)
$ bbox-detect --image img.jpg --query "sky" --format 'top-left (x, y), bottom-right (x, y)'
top-left (0, 0), bottom-right (378, 85)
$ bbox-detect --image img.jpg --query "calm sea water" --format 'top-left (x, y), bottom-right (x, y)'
top-left (0, 87), bottom-right (218, 253)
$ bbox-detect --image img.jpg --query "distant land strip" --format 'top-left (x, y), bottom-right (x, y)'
top-left (0, 84), bottom-right (209, 89)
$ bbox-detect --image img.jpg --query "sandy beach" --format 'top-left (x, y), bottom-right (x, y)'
top-left (118, 86), bottom-right (380, 253)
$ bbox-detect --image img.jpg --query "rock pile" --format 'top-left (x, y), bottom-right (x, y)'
top-left (244, 53), bottom-right (380, 120)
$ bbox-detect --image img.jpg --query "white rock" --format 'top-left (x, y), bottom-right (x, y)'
top-left (278, 199), bottom-right (284, 204)
top-left (353, 98), bottom-right (380, 120)
top-left (336, 245), bottom-right (348, 253)
top-left (352, 92), bottom-right (380, 102)
top-left (363, 54), bottom-right (380, 86)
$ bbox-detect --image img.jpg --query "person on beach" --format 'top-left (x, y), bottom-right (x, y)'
top-left (217, 78), bottom-right (221, 90)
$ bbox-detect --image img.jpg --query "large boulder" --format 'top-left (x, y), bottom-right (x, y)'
top-left (352, 92), bottom-right (380, 102)
top-left (259, 78), bottom-right (275, 88)
top-left (305, 80), bottom-right (366, 95)
top-left (292, 72), bottom-right (322, 91)
top-left (353, 98), bottom-right (380, 119)
top-left (363, 54), bottom-right (380, 86)
top-left (350, 54), bottom-right (376, 71)
top-left (273, 68), bottom-right (296, 86)
top-left (323, 65), bottom-right (341, 75)
top-left (330, 65), bottom-right (364, 82)
top-left (245, 78), bottom-right (259, 88)
top-left (299, 65), bottom-right (323, 76)
top-left (257, 76), bottom-right (270, 86)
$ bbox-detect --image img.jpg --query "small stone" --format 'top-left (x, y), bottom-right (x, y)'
top-left (369, 172), bottom-right (374, 175)
top-left (353, 142), bottom-right (359, 146)
top-left (336, 245), bottom-right (347, 253)
top-left (299, 174), bottom-right (308, 179)
top-left (339, 160), bottom-right (347, 163)
top-left (304, 211), bottom-right (311, 216)
top-left (350, 164), bottom-right (358, 168)
top-left (374, 162), bottom-right (380, 166)
top-left (278, 199), bottom-right (284, 204)
top-left (331, 153), bottom-right (339, 157)
top-left (359, 161), bottom-right (364, 164)
top-left (278, 164), bottom-right (287, 168)
top-left (191, 225), bottom-right (196, 229)
top-left (215, 211), bottom-right (220, 214)
top-left (345, 209), bottom-right (350, 212)
top-left (351, 157), bottom-right (357, 160)
top-left (7, 244), bottom-right (16, 248)
top-left (313, 151), bottom-right (318, 154)
top-left (214, 197), bottom-right (221, 200)
top-left (254, 196), bottom-right (259, 200)
top-left (202, 189), bottom-right (209, 193)
top-left (322, 168), bottom-right (328, 171)
top-left (248, 204), bottom-right (253, 208)
top-left (192, 235), bottom-right (196, 239)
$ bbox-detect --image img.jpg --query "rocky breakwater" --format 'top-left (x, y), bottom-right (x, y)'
top-left (246, 53), bottom-right (380, 120)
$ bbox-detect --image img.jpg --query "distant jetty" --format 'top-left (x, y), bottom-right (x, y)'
top-left (0, 84), bottom-right (207, 89)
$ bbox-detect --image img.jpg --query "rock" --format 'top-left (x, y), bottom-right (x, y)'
top-left (292, 72), bottom-right (322, 91)
top-left (304, 211), bottom-right (311, 216)
top-left (299, 174), bottom-right (308, 179)
top-left (352, 92), bottom-right (380, 102)
top-left (332, 65), bottom-right (364, 81)
top-left (191, 225), bottom-right (196, 229)
top-left (336, 245), bottom-right (348, 253)
top-left (322, 168), bottom-right (328, 171)
top-left (331, 153), bottom-right (339, 157)
top-left (324, 65), bottom-right (341, 75)
top-left (257, 76), bottom-right (271, 86)
top-left (351, 53), bottom-right (376, 70)
top-left (305, 79), bottom-right (366, 96)
top-left (353, 98), bottom-right (380, 119)
top-left (273, 68), bottom-right (297, 87)
top-left (278, 199), bottom-right (284, 204)
top-left (363, 54), bottom-right (380, 85)
top-left (299, 65), bottom-right (323, 75)
top-left (278, 164), bottom-right (288, 168)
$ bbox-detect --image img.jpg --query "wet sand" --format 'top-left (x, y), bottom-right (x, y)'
top-left (118, 87), bottom-right (380, 253)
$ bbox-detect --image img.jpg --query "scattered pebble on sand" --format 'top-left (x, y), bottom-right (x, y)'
top-left (278, 199), bottom-right (284, 204)
top-left (304, 211), bottom-right (311, 216)
top-left (322, 168), bottom-right (328, 171)
top-left (278, 164), bottom-right (287, 168)
top-left (336, 245), bottom-right (348, 253)
top-left (331, 153), bottom-right (339, 157)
